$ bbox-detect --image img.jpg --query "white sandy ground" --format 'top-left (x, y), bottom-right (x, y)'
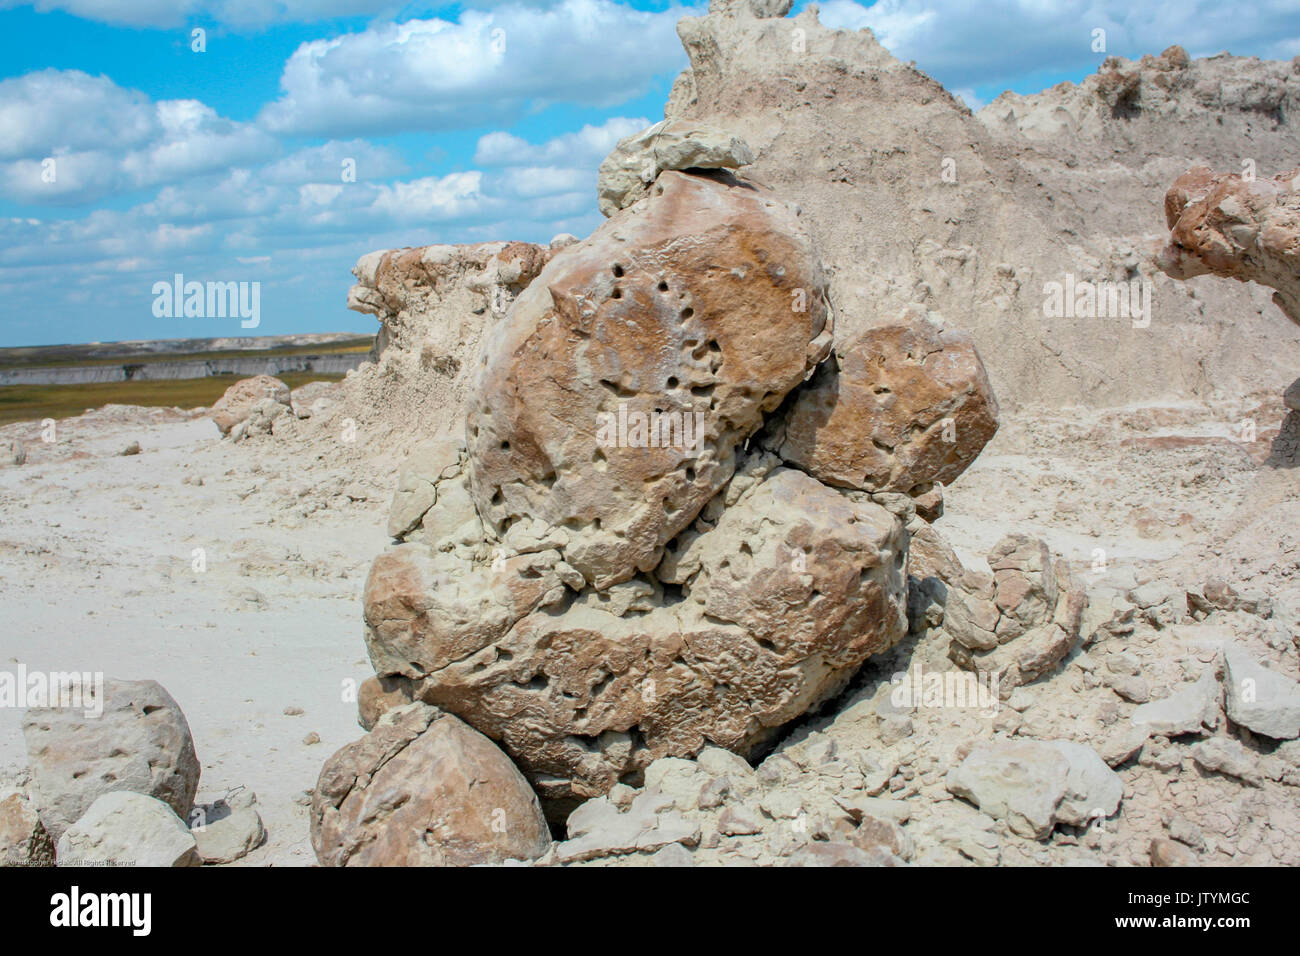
top-left (0, 406), bottom-right (396, 865)
top-left (0, 388), bottom-right (1296, 865)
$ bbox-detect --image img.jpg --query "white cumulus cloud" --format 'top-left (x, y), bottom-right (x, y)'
top-left (474, 115), bottom-right (649, 166)
top-left (0, 70), bottom-right (278, 204)
top-left (258, 1), bottom-right (695, 137)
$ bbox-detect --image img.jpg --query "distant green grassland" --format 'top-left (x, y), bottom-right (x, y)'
top-left (0, 336), bottom-right (374, 370)
top-left (0, 372), bottom-right (342, 427)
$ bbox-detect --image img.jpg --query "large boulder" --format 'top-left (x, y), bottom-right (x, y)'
top-left (56, 791), bottom-right (200, 867)
top-left (209, 375), bottom-right (291, 436)
top-left (597, 120), bottom-right (755, 216)
top-left (23, 678), bottom-right (200, 840)
top-left (1158, 166), bottom-right (1300, 326)
top-left (371, 461), bottom-right (907, 807)
top-left (762, 312), bottom-right (999, 496)
top-left (466, 169), bottom-right (832, 590)
top-left (311, 703), bottom-right (551, 867)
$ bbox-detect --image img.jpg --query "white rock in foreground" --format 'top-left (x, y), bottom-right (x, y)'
top-left (1130, 668), bottom-right (1221, 737)
top-left (945, 740), bottom-right (1122, 839)
top-left (56, 792), bottom-right (200, 867)
top-left (23, 677), bottom-right (201, 840)
top-left (1223, 643), bottom-right (1300, 740)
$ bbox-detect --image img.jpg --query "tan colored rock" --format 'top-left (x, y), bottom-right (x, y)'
top-left (341, 240), bottom-right (555, 445)
top-left (23, 678), bottom-right (200, 839)
top-left (289, 379), bottom-right (337, 419)
top-left (311, 703), bottom-right (551, 867)
top-left (397, 465), bottom-right (906, 806)
top-left (190, 801), bottom-right (264, 865)
top-left (1158, 165), bottom-right (1300, 325)
top-left (357, 674), bottom-right (421, 731)
top-left (1150, 837), bottom-right (1200, 867)
top-left (349, 241), bottom-right (552, 344)
top-left (466, 169), bottom-right (832, 589)
top-left (361, 542), bottom-right (567, 682)
top-left (209, 375), bottom-right (290, 436)
top-left (0, 789), bottom-right (54, 866)
top-left (946, 739), bottom-right (1121, 840)
top-left (597, 120), bottom-right (755, 216)
top-left (848, 813), bottom-right (912, 861)
top-left (386, 437), bottom-right (466, 540)
top-left (763, 314), bottom-right (998, 495)
top-left (946, 535), bottom-right (1086, 692)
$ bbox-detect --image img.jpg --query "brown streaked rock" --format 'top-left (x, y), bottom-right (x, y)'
top-left (764, 315), bottom-right (998, 495)
top-left (466, 169), bottom-right (833, 590)
top-left (1158, 165), bottom-right (1300, 325)
top-left (311, 703), bottom-right (551, 867)
top-left (209, 375), bottom-right (290, 436)
top-left (406, 465), bottom-right (907, 806)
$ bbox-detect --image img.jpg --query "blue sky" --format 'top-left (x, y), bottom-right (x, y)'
top-left (1, 0), bottom-right (1298, 347)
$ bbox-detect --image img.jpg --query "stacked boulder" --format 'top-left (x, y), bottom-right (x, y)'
top-left (317, 120), bottom-right (1003, 865)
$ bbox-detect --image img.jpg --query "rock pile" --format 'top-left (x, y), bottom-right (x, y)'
top-left (317, 112), bottom-right (1000, 864)
top-left (10, 677), bottom-right (264, 867)
top-left (23, 678), bottom-right (200, 840)
top-left (210, 374), bottom-right (293, 440)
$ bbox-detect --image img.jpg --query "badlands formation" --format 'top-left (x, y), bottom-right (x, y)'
top-left (3, 0), bottom-right (1300, 867)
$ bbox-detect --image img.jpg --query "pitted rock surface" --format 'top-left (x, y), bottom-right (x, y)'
top-left (466, 169), bottom-right (832, 589)
top-left (367, 463), bottom-right (906, 805)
